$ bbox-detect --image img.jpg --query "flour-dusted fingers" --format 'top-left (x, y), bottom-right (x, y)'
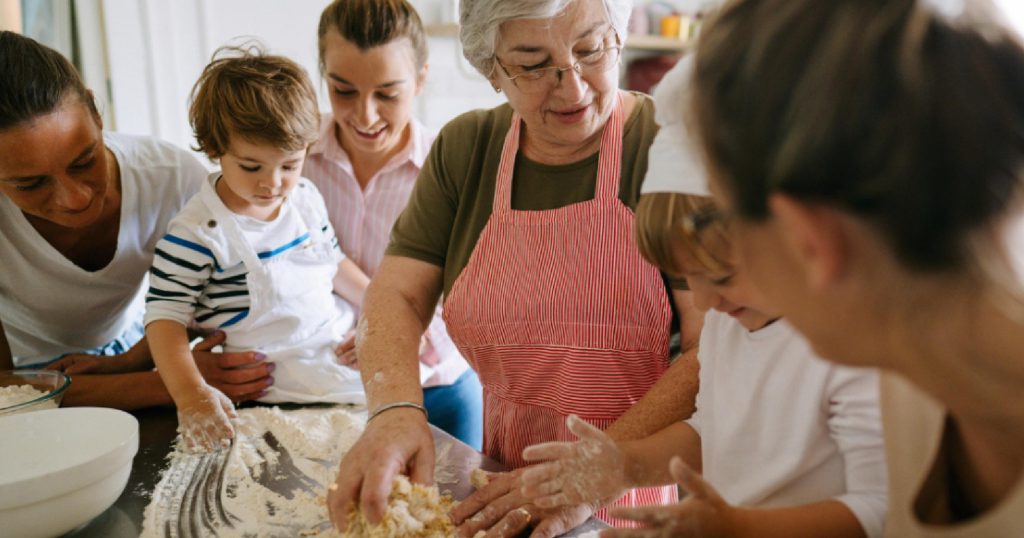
top-left (528, 503), bottom-right (596, 538)
top-left (520, 463), bottom-right (566, 496)
top-left (521, 440), bottom-right (577, 463)
top-left (485, 507), bottom-right (534, 538)
top-left (565, 414), bottom-right (609, 442)
top-left (451, 470), bottom-right (515, 524)
top-left (327, 463), bottom-right (362, 531)
top-left (359, 457), bottom-right (403, 524)
top-left (327, 407), bottom-right (434, 531)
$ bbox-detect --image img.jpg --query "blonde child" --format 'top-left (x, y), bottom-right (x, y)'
top-left (518, 57), bottom-right (888, 538)
top-left (145, 46), bottom-right (370, 452)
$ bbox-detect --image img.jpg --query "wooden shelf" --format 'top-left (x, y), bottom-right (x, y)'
top-left (425, 23), bottom-right (690, 52)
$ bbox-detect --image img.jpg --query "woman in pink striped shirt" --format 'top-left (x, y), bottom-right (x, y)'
top-left (303, 0), bottom-right (482, 449)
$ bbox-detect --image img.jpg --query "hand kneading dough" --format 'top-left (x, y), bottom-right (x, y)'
top-left (344, 475), bottom-right (454, 537)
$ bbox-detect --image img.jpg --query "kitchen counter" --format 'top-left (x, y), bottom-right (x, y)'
top-left (65, 405), bottom-right (606, 537)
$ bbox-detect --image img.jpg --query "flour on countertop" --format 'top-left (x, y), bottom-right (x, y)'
top-left (141, 406), bottom-right (458, 538)
top-left (141, 406), bottom-right (364, 537)
top-left (0, 384), bottom-right (53, 411)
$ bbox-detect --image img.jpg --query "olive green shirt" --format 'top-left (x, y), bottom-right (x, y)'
top-left (387, 92), bottom-right (684, 296)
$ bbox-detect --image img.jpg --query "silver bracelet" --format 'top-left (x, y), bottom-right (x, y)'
top-left (368, 401), bottom-right (428, 423)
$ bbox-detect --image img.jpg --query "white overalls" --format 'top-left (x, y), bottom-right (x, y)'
top-left (198, 180), bottom-right (363, 404)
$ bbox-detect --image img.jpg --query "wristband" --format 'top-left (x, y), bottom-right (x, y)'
top-left (368, 401), bottom-right (428, 423)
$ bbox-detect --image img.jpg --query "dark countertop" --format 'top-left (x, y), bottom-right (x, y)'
top-left (65, 405), bottom-right (606, 537)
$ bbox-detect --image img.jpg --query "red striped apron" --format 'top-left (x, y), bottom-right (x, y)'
top-left (443, 94), bottom-right (677, 524)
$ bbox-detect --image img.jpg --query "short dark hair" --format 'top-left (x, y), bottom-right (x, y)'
top-left (0, 31), bottom-right (95, 130)
top-left (692, 0), bottom-right (1024, 273)
top-left (317, 0), bottom-right (428, 71)
top-left (188, 45), bottom-right (320, 158)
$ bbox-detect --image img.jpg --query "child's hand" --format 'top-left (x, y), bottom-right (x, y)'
top-left (335, 332), bottom-right (357, 369)
top-left (519, 414), bottom-right (628, 508)
top-left (175, 384), bottom-right (238, 453)
top-left (604, 457), bottom-right (739, 538)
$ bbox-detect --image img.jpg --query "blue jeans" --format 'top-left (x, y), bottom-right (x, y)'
top-left (423, 369), bottom-right (483, 450)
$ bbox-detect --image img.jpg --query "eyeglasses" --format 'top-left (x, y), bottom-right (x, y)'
top-left (494, 45), bottom-right (622, 94)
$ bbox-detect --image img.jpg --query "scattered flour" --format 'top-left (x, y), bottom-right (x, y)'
top-left (0, 384), bottom-right (54, 413)
top-left (433, 441), bottom-right (459, 485)
top-left (141, 406), bottom-right (456, 537)
top-left (142, 407), bottom-right (364, 537)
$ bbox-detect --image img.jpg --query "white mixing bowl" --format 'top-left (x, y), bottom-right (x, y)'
top-left (0, 407), bottom-right (139, 538)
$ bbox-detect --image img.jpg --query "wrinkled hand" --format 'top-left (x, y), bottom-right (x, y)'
top-left (193, 331), bottom-right (274, 403)
top-left (327, 408), bottom-right (434, 531)
top-left (46, 352), bottom-right (150, 375)
top-left (452, 468), bottom-right (597, 538)
top-left (175, 384), bottom-right (237, 454)
top-left (604, 457), bottom-right (738, 538)
top-left (520, 415), bottom-right (628, 509)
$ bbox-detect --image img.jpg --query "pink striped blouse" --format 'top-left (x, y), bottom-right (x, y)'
top-left (303, 115), bottom-right (470, 387)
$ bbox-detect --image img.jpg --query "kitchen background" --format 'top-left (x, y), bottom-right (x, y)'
top-left (2, 0), bottom-right (1023, 166)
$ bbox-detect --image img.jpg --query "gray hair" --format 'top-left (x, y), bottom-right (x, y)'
top-left (459, 0), bottom-right (632, 76)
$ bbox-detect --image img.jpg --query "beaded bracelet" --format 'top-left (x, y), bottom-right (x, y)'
top-left (367, 401), bottom-right (428, 423)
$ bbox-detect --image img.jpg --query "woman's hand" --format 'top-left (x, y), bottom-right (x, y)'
top-left (174, 384), bottom-right (237, 454)
top-left (451, 468), bottom-right (597, 538)
top-left (192, 331), bottom-right (274, 403)
top-left (328, 408), bottom-right (435, 531)
top-left (520, 415), bottom-right (629, 509)
top-left (603, 457), bottom-right (739, 538)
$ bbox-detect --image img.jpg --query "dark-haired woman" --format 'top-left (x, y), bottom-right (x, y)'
top-left (0, 31), bottom-right (273, 409)
top-left (645, 0), bottom-right (1024, 536)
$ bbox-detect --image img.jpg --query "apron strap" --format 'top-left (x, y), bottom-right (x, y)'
top-left (595, 92), bottom-right (625, 202)
top-left (199, 177), bottom-right (263, 272)
top-left (493, 112), bottom-right (523, 214)
top-left (492, 91), bottom-right (626, 213)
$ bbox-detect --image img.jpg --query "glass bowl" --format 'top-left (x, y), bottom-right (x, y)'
top-left (0, 370), bottom-right (71, 416)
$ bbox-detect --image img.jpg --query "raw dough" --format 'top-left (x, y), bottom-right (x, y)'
top-left (469, 468), bottom-right (490, 490)
top-left (344, 475), bottom-right (455, 537)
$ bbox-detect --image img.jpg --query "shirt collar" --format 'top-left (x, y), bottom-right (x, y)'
top-left (308, 113), bottom-right (432, 172)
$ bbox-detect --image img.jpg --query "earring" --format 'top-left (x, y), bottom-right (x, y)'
top-left (493, 86), bottom-right (501, 93)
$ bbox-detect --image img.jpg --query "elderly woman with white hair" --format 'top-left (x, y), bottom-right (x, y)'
top-left (327, 0), bottom-right (703, 535)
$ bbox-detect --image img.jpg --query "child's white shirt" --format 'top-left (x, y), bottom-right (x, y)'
top-left (688, 311), bottom-right (888, 538)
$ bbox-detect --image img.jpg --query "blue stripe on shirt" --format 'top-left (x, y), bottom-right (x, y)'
top-left (257, 232), bottom-right (310, 259)
top-left (163, 234), bottom-right (214, 257)
top-left (220, 309), bottom-right (250, 327)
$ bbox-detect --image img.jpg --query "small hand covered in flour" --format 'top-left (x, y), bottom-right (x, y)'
top-left (520, 414), bottom-right (629, 509)
top-left (175, 384), bottom-right (238, 453)
top-left (604, 457), bottom-right (739, 538)
top-left (451, 468), bottom-right (597, 538)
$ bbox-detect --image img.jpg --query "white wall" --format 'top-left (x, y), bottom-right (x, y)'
top-left (92, 0), bottom-right (1024, 159)
top-left (97, 0), bottom-right (502, 160)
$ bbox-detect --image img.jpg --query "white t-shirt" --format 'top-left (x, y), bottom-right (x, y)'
top-left (0, 133), bottom-right (207, 367)
top-left (688, 311), bottom-right (889, 538)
